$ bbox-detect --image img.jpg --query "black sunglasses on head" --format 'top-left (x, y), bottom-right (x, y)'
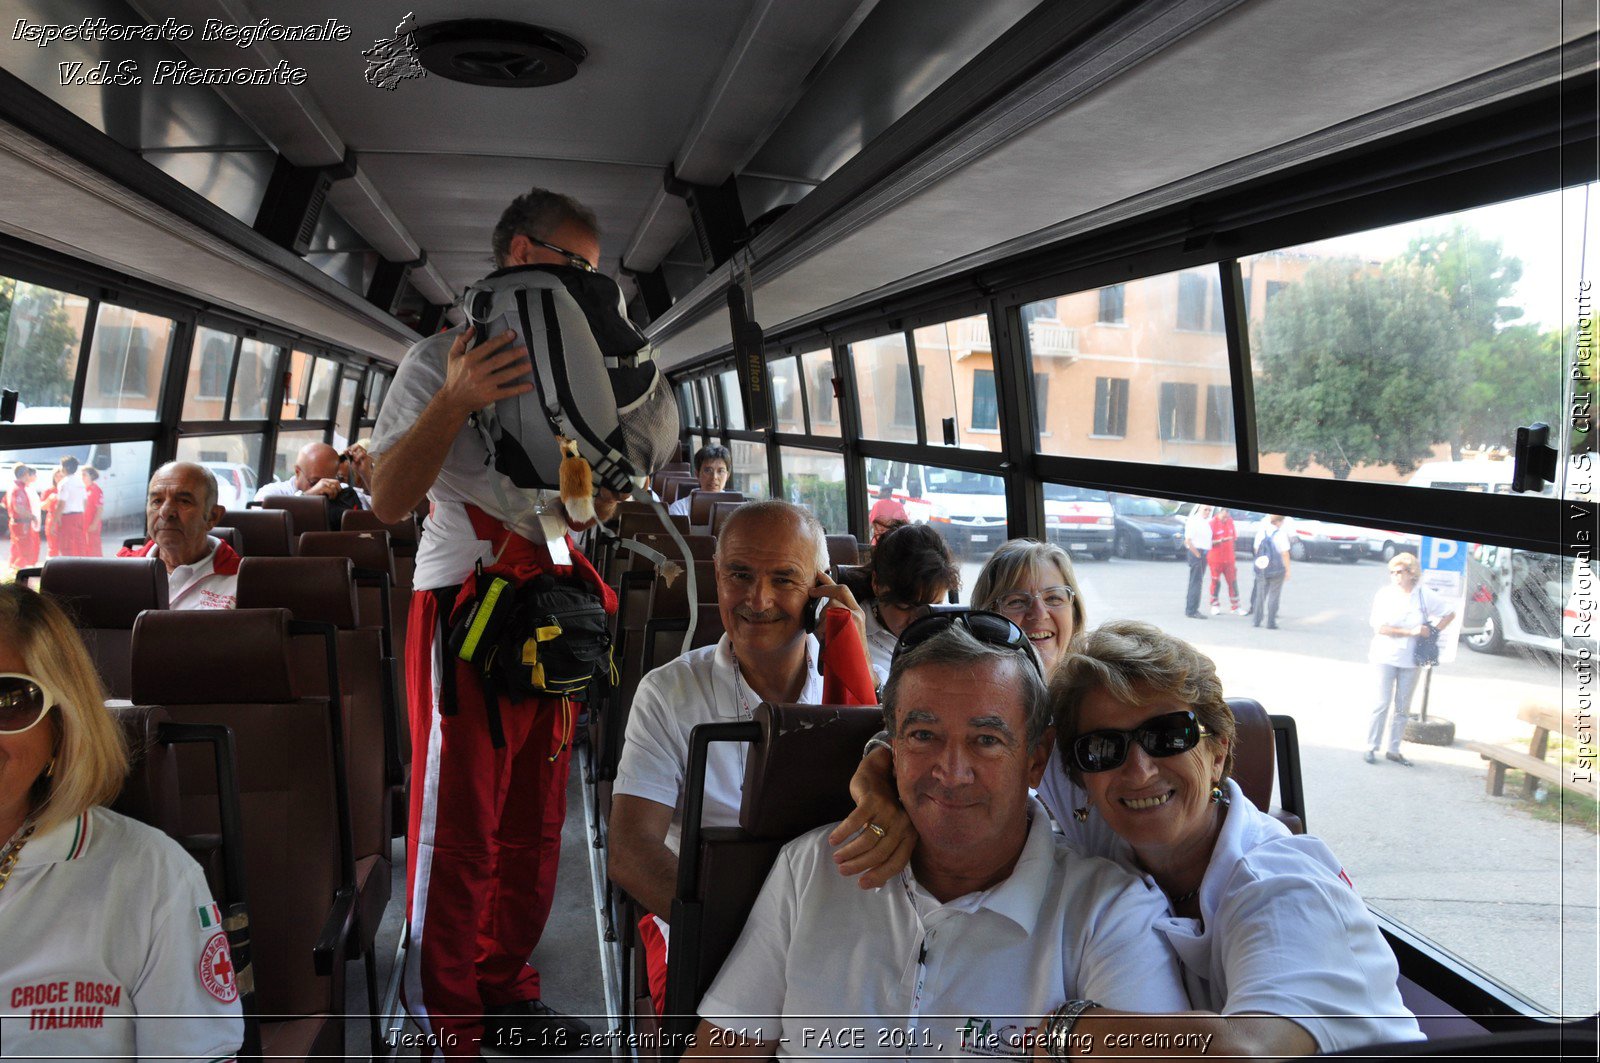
top-left (892, 609), bottom-right (1043, 677)
top-left (1071, 709), bottom-right (1208, 773)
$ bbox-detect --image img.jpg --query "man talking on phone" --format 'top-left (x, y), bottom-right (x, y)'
top-left (368, 189), bottom-right (629, 1057)
top-left (608, 499), bottom-right (870, 1016)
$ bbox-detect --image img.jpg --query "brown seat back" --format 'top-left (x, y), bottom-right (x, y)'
top-left (41, 557), bottom-right (169, 698)
top-left (219, 509), bottom-right (294, 557)
top-left (662, 477), bottom-right (699, 505)
top-left (1225, 697), bottom-right (1303, 834)
top-left (690, 491), bottom-right (744, 528)
top-left (131, 608), bottom-right (349, 1021)
top-left (708, 500), bottom-right (744, 537)
top-left (296, 531), bottom-right (396, 635)
top-left (261, 494), bottom-right (332, 537)
top-left (105, 702), bottom-right (181, 834)
top-left (664, 702), bottom-right (881, 1027)
top-left (209, 526), bottom-right (241, 554)
top-left (826, 534), bottom-right (861, 567)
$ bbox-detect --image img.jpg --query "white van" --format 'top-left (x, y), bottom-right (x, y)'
top-left (1408, 459), bottom-right (1516, 494)
top-left (0, 442), bottom-right (147, 552)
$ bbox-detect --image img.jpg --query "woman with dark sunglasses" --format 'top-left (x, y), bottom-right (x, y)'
top-left (0, 585), bottom-right (242, 1059)
top-left (1039, 620), bottom-right (1420, 1056)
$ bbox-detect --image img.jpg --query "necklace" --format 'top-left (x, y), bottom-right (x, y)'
top-left (0, 822), bottom-right (38, 896)
top-left (1167, 884), bottom-right (1200, 906)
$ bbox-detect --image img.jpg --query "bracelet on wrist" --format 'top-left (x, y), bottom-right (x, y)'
top-left (862, 731), bottom-right (892, 760)
top-left (1046, 999), bottom-right (1098, 1062)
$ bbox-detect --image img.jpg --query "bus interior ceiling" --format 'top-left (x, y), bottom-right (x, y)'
top-left (0, 0), bottom-right (1597, 1050)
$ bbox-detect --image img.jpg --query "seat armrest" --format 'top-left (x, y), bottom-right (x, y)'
top-left (312, 886), bottom-right (359, 976)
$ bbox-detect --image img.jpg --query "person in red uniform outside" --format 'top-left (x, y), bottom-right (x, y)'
top-left (1208, 507), bottom-right (1242, 615)
top-left (368, 189), bottom-right (637, 1058)
top-left (6, 464), bottom-right (40, 570)
top-left (40, 468), bottom-right (63, 560)
top-left (81, 466), bottom-right (104, 558)
top-left (867, 483), bottom-right (909, 544)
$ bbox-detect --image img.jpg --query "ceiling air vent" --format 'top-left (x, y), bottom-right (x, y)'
top-left (412, 20), bottom-right (586, 88)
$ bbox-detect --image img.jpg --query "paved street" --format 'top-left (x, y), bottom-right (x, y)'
top-left (961, 550), bottom-right (1597, 1018)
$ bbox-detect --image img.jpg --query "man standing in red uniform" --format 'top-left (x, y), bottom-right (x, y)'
top-left (369, 189), bottom-right (630, 1058)
top-left (81, 466), bottom-right (105, 557)
top-left (1208, 507), bottom-right (1241, 615)
top-left (6, 464), bottom-right (39, 570)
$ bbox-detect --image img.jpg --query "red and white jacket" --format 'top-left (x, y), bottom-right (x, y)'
top-left (117, 536), bottom-right (241, 610)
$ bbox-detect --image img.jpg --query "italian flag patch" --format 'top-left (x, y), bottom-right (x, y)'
top-left (197, 902), bottom-right (222, 930)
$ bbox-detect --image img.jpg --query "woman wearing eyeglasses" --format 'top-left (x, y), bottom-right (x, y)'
top-left (834, 539), bottom-right (1085, 874)
top-left (1365, 552), bottom-right (1454, 767)
top-left (842, 522), bottom-right (961, 686)
top-left (0, 585), bottom-right (243, 1060)
top-left (1035, 620), bottom-right (1420, 1056)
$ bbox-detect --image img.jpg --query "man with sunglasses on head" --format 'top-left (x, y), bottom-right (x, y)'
top-left (684, 610), bottom-right (1188, 1061)
top-left (610, 500), bottom-right (869, 1017)
top-left (368, 188), bottom-right (628, 1057)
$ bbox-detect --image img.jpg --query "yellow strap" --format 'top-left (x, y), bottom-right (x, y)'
top-left (456, 578), bottom-right (508, 661)
top-left (535, 623), bottom-right (563, 642)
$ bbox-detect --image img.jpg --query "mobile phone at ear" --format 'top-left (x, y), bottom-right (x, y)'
top-left (802, 595), bottom-right (825, 635)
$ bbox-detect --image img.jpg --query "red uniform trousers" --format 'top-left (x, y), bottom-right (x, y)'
top-left (1208, 544), bottom-right (1239, 607)
top-left (56, 512), bottom-right (86, 557)
top-left (401, 510), bottom-right (616, 1058)
top-left (7, 521), bottom-right (38, 569)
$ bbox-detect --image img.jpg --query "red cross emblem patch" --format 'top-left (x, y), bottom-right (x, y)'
top-left (198, 932), bottom-right (239, 1003)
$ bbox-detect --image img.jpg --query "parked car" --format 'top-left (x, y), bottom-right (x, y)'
top-left (1463, 545), bottom-right (1593, 658)
top-left (919, 466), bottom-right (1008, 557)
top-left (1110, 495), bottom-right (1185, 559)
top-left (1042, 484), bottom-right (1114, 560)
top-left (201, 462), bottom-right (260, 511)
top-left (1365, 529), bottom-right (1422, 562)
top-left (1287, 518), bottom-right (1370, 562)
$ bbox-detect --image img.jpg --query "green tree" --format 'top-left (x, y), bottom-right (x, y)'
top-left (0, 277), bottom-right (80, 409)
top-left (1455, 324), bottom-right (1564, 452)
top-left (1403, 224), bottom-right (1523, 340)
top-left (1254, 259), bottom-right (1458, 478)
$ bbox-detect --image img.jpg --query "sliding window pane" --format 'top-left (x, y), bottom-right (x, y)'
top-left (0, 278), bottom-right (89, 423)
top-left (306, 358), bottom-right (339, 421)
top-left (182, 327), bottom-right (237, 421)
top-left (1247, 186), bottom-right (1581, 496)
top-left (727, 439), bottom-right (768, 498)
top-left (779, 447), bottom-right (847, 534)
top-left (83, 304), bottom-right (174, 423)
top-left (768, 357), bottom-right (804, 434)
top-left (232, 338), bottom-right (280, 421)
top-left (280, 350), bottom-right (314, 419)
top-left (801, 348), bottom-right (840, 438)
top-left (175, 434), bottom-right (262, 510)
top-left (850, 333), bottom-right (917, 443)
top-left (719, 369), bottom-right (747, 430)
top-left (334, 374), bottom-right (359, 448)
top-left (913, 314), bottom-right (1000, 452)
top-left (1025, 270), bottom-right (1235, 469)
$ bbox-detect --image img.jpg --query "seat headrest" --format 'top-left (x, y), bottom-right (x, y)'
top-left (741, 703), bottom-right (883, 838)
top-left (341, 508), bottom-right (419, 544)
top-left (1225, 696), bottom-right (1276, 814)
top-left (261, 493), bottom-right (331, 536)
top-left (131, 608), bottom-right (294, 704)
top-left (209, 526), bottom-right (240, 553)
top-left (296, 531), bottom-right (396, 582)
top-left (42, 558), bottom-right (169, 627)
top-left (237, 557), bottom-right (358, 628)
top-left (219, 509), bottom-right (294, 557)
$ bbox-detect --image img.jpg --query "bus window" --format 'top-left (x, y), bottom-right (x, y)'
top-left (1244, 185), bottom-right (1584, 491)
top-left (231, 338), bottom-right (282, 422)
top-left (1088, 489), bottom-right (1592, 1015)
top-left (0, 441), bottom-right (153, 573)
top-left (913, 313), bottom-right (1001, 453)
top-left (175, 435), bottom-right (263, 511)
top-left (0, 277), bottom-right (89, 424)
top-left (779, 447), bottom-right (846, 533)
top-left (182, 327), bottom-right (239, 421)
top-left (865, 461), bottom-right (1005, 579)
top-left (768, 356), bottom-right (804, 434)
top-left (1025, 270), bottom-right (1236, 470)
top-left (726, 439), bottom-right (768, 499)
top-left (717, 369), bottom-right (745, 431)
top-left (801, 348), bottom-right (841, 438)
top-left (83, 305), bottom-right (175, 423)
top-left (850, 333), bottom-right (917, 444)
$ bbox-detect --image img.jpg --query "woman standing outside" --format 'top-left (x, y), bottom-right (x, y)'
top-left (1366, 551), bottom-right (1454, 766)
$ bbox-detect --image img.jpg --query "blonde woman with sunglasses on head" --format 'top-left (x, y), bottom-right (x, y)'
top-left (0, 584), bottom-right (242, 1061)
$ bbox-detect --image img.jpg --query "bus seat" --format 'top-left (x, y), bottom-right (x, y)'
top-left (689, 491), bottom-right (743, 529)
top-left (209, 526), bottom-right (240, 554)
top-left (662, 703), bottom-right (881, 1041)
top-left (104, 701), bottom-right (265, 1058)
top-left (338, 510), bottom-right (415, 759)
top-left (218, 508), bottom-right (294, 557)
top-left (1226, 697), bottom-right (1304, 834)
top-left (826, 534), bottom-right (860, 567)
top-left (651, 464), bottom-right (692, 498)
top-left (661, 477), bottom-right (699, 506)
top-left (261, 493), bottom-right (332, 537)
top-left (708, 500), bottom-right (743, 538)
top-left (40, 556), bottom-right (168, 698)
top-left (236, 556), bottom-right (393, 1045)
top-left (130, 608), bottom-right (353, 1059)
